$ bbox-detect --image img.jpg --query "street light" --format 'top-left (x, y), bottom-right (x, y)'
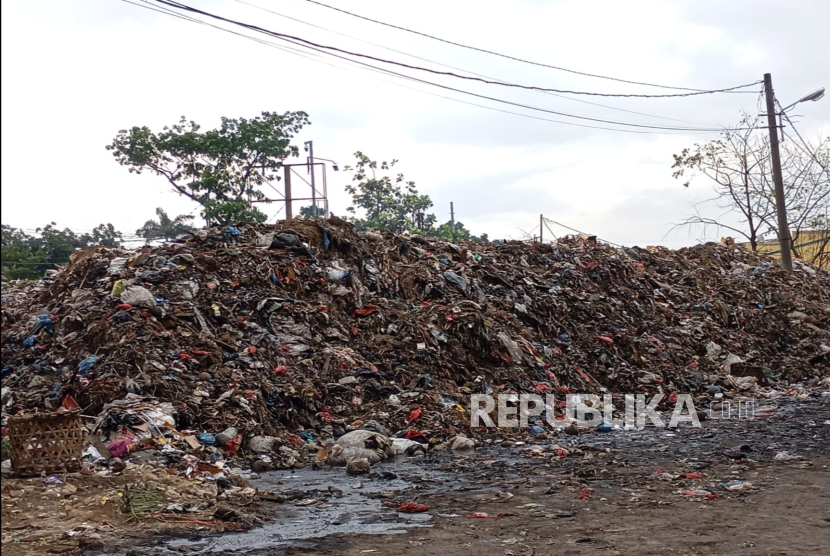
top-left (781, 87), bottom-right (825, 112)
top-left (313, 157), bottom-right (339, 171)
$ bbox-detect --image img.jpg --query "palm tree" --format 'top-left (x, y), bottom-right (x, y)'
top-left (136, 208), bottom-right (196, 243)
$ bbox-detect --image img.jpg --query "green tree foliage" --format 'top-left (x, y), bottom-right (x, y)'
top-left (344, 152), bottom-right (436, 234)
top-left (87, 223), bottom-right (124, 248)
top-left (298, 204), bottom-right (325, 219)
top-left (343, 152), bottom-right (490, 241)
top-left (107, 111), bottom-right (310, 225)
top-left (136, 208), bottom-right (196, 243)
top-left (1, 223), bottom-right (123, 280)
top-left (432, 220), bottom-right (489, 242)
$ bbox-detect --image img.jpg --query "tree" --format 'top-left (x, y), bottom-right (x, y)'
top-left (672, 113), bottom-right (829, 255)
top-left (1, 223), bottom-right (123, 280)
top-left (107, 111), bottom-right (310, 225)
top-left (297, 204), bottom-right (325, 219)
top-left (136, 208), bottom-right (196, 243)
top-left (86, 223), bottom-right (124, 248)
top-left (344, 152), bottom-right (436, 233)
top-left (431, 220), bottom-right (489, 242)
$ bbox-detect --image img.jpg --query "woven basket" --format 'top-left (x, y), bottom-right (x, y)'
top-left (8, 411), bottom-right (84, 477)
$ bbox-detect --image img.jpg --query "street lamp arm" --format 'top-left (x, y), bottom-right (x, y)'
top-left (781, 87), bottom-right (825, 112)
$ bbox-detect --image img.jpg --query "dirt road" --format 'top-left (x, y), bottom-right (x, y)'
top-left (3, 396), bottom-right (828, 556)
top-left (275, 396), bottom-right (830, 556)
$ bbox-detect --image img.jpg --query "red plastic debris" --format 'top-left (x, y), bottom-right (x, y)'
top-left (114, 304), bottom-right (132, 311)
top-left (353, 305), bottom-right (379, 317)
top-left (316, 408), bottom-right (334, 423)
top-left (274, 365), bottom-right (288, 374)
top-left (408, 407), bottom-right (422, 423)
top-left (576, 485), bottom-right (594, 500)
top-left (61, 395), bottom-right (80, 410)
top-left (683, 472), bottom-right (704, 479)
top-left (404, 430), bottom-right (429, 444)
top-left (398, 502), bottom-right (429, 513)
top-left (598, 336), bottom-right (615, 344)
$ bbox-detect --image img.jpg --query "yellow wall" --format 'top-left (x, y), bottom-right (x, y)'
top-left (751, 230), bottom-right (830, 269)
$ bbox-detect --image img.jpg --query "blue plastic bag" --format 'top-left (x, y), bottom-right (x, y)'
top-left (197, 433), bottom-right (216, 446)
top-left (323, 229), bottom-right (331, 251)
top-left (78, 356), bottom-right (100, 375)
top-left (37, 314), bottom-right (55, 335)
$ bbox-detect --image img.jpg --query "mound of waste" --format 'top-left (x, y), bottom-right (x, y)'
top-left (2, 219), bottom-right (829, 464)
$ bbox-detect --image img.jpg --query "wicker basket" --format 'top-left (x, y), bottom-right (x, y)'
top-left (8, 411), bottom-right (84, 477)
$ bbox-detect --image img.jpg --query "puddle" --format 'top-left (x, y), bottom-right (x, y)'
top-left (92, 459), bottom-right (443, 555)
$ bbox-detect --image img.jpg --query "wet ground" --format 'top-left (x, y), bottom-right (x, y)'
top-left (86, 394), bottom-right (829, 556)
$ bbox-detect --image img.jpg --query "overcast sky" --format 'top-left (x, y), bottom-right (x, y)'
top-left (2, 0), bottom-right (828, 246)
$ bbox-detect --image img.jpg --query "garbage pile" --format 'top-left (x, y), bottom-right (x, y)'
top-left (2, 219), bottom-right (829, 469)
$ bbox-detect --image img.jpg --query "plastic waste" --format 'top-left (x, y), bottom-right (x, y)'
top-left (120, 285), bottom-right (157, 307)
top-left (327, 269), bottom-right (352, 281)
top-left (345, 457), bottom-right (370, 474)
top-left (37, 314), bottom-right (55, 334)
top-left (449, 436), bottom-right (475, 450)
top-left (110, 279), bottom-right (125, 299)
top-left (197, 433), bottom-right (217, 446)
top-left (269, 233), bottom-right (301, 249)
top-left (78, 356), bottom-right (100, 375)
top-left (443, 270), bottom-right (468, 291)
top-left (398, 502), bottom-right (429, 513)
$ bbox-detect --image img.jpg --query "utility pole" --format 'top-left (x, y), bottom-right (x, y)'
top-left (539, 214), bottom-right (543, 243)
top-left (763, 73), bottom-right (793, 272)
top-left (305, 141), bottom-right (317, 218)
top-left (283, 166), bottom-right (293, 220)
top-left (450, 202), bottom-right (456, 240)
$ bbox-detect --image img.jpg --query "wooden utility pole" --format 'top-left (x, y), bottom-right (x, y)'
top-left (763, 73), bottom-right (793, 272)
top-left (450, 202), bottom-right (456, 240)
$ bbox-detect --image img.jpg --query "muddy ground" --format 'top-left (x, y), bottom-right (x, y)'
top-left (3, 395), bottom-right (829, 556)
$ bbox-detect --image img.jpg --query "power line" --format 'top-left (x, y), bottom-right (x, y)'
top-left (123, 1), bottom-right (755, 134)
top-left (233, 0), bottom-right (713, 127)
top-left (154, 1), bottom-right (762, 100)
top-left (273, 32), bottom-right (743, 132)
top-left (302, 0), bottom-right (755, 95)
top-left (129, 0), bottom-right (667, 136)
top-left (781, 112), bottom-right (829, 177)
top-left (144, 1), bottom-right (752, 133)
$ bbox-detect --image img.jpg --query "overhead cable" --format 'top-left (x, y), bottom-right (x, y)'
top-left (302, 0), bottom-right (756, 94)
top-left (154, 1), bottom-right (762, 99)
top-left (124, 1), bottom-right (749, 133)
top-left (234, 0), bottom-right (713, 126)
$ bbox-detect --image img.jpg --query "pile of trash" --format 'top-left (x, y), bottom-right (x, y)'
top-left (2, 218), bottom-right (829, 471)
